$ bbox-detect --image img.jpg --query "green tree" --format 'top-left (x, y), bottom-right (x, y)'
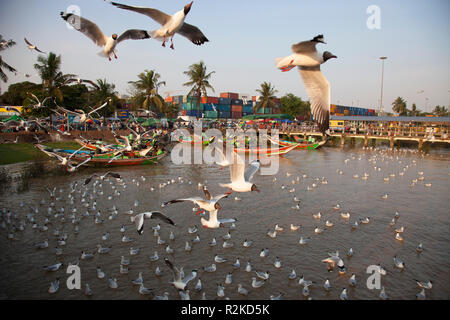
top-left (128, 69), bottom-right (166, 116)
top-left (89, 79), bottom-right (118, 121)
top-left (280, 93), bottom-right (310, 118)
top-left (1, 81), bottom-right (40, 106)
top-left (392, 97), bottom-right (408, 116)
top-left (0, 35), bottom-right (17, 83)
top-left (432, 105), bottom-right (449, 117)
top-left (408, 103), bottom-right (421, 117)
top-left (254, 82), bottom-right (278, 114)
top-left (183, 61), bottom-right (215, 119)
top-left (33, 52), bottom-right (76, 103)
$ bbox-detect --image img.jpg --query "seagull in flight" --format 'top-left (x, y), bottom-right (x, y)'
top-left (162, 186), bottom-right (231, 215)
top-left (219, 154), bottom-right (260, 192)
top-left (26, 92), bottom-right (51, 108)
top-left (164, 258), bottom-right (197, 291)
top-left (130, 211), bottom-right (175, 235)
top-left (56, 101), bottom-right (109, 123)
top-left (108, 1), bottom-right (209, 49)
top-left (24, 38), bottom-right (46, 53)
top-left (84, 171), bottom-right (121, 185)
top-left (60, 11), bottom-right (151, 60)
top-left (275, 34), bottom-right (336, 135)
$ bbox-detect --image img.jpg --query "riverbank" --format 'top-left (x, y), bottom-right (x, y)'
top-left (0, 141), bottom-right (82, 165)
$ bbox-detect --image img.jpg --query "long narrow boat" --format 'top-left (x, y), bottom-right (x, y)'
top-left (267, 136), bottom-right (326, 150)
top-left (233, 143), bottom-right (299, 156)
top-left (69, 152), bottom-right (167, 167)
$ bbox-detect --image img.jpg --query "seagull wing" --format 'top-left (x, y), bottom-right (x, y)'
top-left (60, 12), bottom-right (108, 47)
top-left (87, 101), bottom-right (108, 116)
top-left (203, 188), bottom-right (212, 200)
top-left (146, 211), bottom-right (175, 226)
top-left (117, 29), bottom-right (151, 43)
top-left (81, 79), bottom-right (100, 90)
top-left (298, 66), bottom-right (330, 134)
top-left (109, 2), bottom-right (171, 26)
top-left (26, 92), bottom-right (39, 103)
top-left (133, 213), bottom-right (145, 234)
top-left (182, 271), bottom-right (197, 286)
top-left (291, 39), bottom-right (318, 54)
top-left (34, 47), bottom-right (46, 53)
top-left (230, 153), bottom-right (246, 183)
top-left (177, 23), bottom-right (209, 46)
top-left (163, 197), bottom-right (205, 207)
top-left (105, 172), bottom-right (121, 179)
top-left (56, 105), bottom-right (80, 115)
top-left (24, 37), bottom-right (33, 46)
top-left (164, 258), bottom-right (182, 282)
top-left (74, 156), bottom-right (92, 169)
top-left (244, 160), bottom-right (260, 182)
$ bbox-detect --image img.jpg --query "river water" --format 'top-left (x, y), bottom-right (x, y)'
top-left (0, 145), bottom-right (449, 300)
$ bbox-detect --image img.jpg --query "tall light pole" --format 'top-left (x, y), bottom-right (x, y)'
top-left (379, 57), bottom-right (387, 115)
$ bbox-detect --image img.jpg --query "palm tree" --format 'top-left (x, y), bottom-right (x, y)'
top-left (408, 103), bottom-right (421, 116)
top-left (183, 61), bottom-right (215, 119)
top-left (90, 78), bottom-right (118, 121)
top-left (392, 97), bottom-right (407, 116)
top-left (33, 52), bottom-right (75, 102)
top-left (128, 69), bottom-right (166, 115)
top-left (0, 35), bottom-right (17, 83)
top-left (254, 82), bottom-right (278, 114)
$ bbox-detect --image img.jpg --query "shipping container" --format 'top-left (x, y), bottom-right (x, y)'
top-left (218, 97), bottom-right (231, 105)
top-left (218, 111), bottom-right (230, 119)
top-left (204, 111), bottom-right (218, 118)
top-left (218, 104), bottom-right (231, 112)
top-left (231, 105), bottom-right (243, 112)
top-left (243, 106), bottom-right (253, 113)
top-left (230, 99), bottom-right (243, 105)
top-left (220, 92), bottom-right (239, 99)
top-left (231, 111), bottom-right (242, 119)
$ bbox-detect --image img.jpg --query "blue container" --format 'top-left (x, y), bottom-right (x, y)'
top-left (218, 97), bottom-right (231, 105)
top-left (203, 103), bottom-right (215, 111)
top-left (230, 99), bottom-right (243, 105)
top-left (243, 106), bottom-right (253, 113)
top-left (218, 105), bottom-right (231, 112)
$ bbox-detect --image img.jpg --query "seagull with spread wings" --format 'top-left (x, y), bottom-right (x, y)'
top-left (56, 101), bottom-right (109, 123)
top-left (24, 38), bottom-right (46, 53)
top-left (107, 1), bottom-right (208, 49)
top-left (60, 11), bottom-right (151, 60)
top-left (26, 92), bottom-right (51, 108)
top-left (130, 211), bottom-right (175, 235)
top-left (219, 153), bottom-right (261, 193)
top-left (275, 35), bottom-right (337, 135)
top-left (162, 186), bottom-right (231, 215)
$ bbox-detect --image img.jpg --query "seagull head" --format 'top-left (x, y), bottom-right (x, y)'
top-left (214, 202), bottom-right (222, 210)
top-left (312, 34), bottom-right (326, 44)
top-left (251, 184), bottom-right (260, 192)
top-left (112, 34), bottom-right (118, 40)
top-left (184, 1), bottom-right (193, 15)
top-left (323, 51), bottom-right (337, 62)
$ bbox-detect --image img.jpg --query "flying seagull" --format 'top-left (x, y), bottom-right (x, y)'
top-left (84, 171), bottom-right (121, 185)
top-left (65, 78), bottom-right (100, 89)
top-left (26, 92), bottom-right (51, 108)
top-left (130, 211), bottom-right (175, 235)
top-left (60, 12), bottom-right (151, 60)
top-left (219, 153), bottom-right (260, 192)
top-left (108, 1), bottom-right (208, 49)
top-left (24, 38), bottom-right (46, 53)
top-left (162, 186), bottom-right (231, 215)
top-left (275, 34), bottom-right (336, 134)
top-left (56, 101), bottom-right (109, 123)
top-left (164, 258), bottom-right (197, 291)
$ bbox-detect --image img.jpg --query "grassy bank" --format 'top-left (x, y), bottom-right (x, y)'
top-left (0, 142), bottom-right (82, 165)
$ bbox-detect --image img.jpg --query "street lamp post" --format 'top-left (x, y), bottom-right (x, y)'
top-left (379, 57), bottom-right (387, 115)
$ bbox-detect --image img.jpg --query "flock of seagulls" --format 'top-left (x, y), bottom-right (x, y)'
top-left (0, 145), bottom-right (440, 300)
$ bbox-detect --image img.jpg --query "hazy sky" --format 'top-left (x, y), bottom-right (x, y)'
top-left (0, 0), bottom-right (449, 113)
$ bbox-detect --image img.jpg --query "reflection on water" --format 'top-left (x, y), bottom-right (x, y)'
top-left (0, 146), bottom-right (449, 300)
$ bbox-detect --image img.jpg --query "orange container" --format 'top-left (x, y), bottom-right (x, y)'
top-left (231, 105), bottom-right (243, 112)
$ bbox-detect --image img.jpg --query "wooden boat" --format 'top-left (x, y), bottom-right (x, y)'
top-left (268, 136), bottom-right (326, 150)
top-left (233, 143), bottom-right (299, 156)
top-left (69, 152), bottom-right (167, 167)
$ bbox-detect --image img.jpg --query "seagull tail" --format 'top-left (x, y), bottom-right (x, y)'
top-left (219, 183), bottom-right (231, 189)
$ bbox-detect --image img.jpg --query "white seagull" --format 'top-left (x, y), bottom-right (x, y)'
top-left (219, 154), bottom-right (260, 192)
top-left (164, 258), bottom-right (197, 291)
top-left (60, 12), bottom-right (151, 60)
top-left (24, 37), bottom-right (46, 53)
top-left (130, 211), bottom-right (175, 235)
top-left (275, 34), bottom-right (336, 134)
top-left (108, 1), bottom-right (209, 49)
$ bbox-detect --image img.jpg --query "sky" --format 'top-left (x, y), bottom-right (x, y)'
top-left (0, 0), bottom-right (449, 113)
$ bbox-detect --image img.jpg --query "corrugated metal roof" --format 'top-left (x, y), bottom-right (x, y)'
top-left (330, 116), bottom-right (450, 123)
